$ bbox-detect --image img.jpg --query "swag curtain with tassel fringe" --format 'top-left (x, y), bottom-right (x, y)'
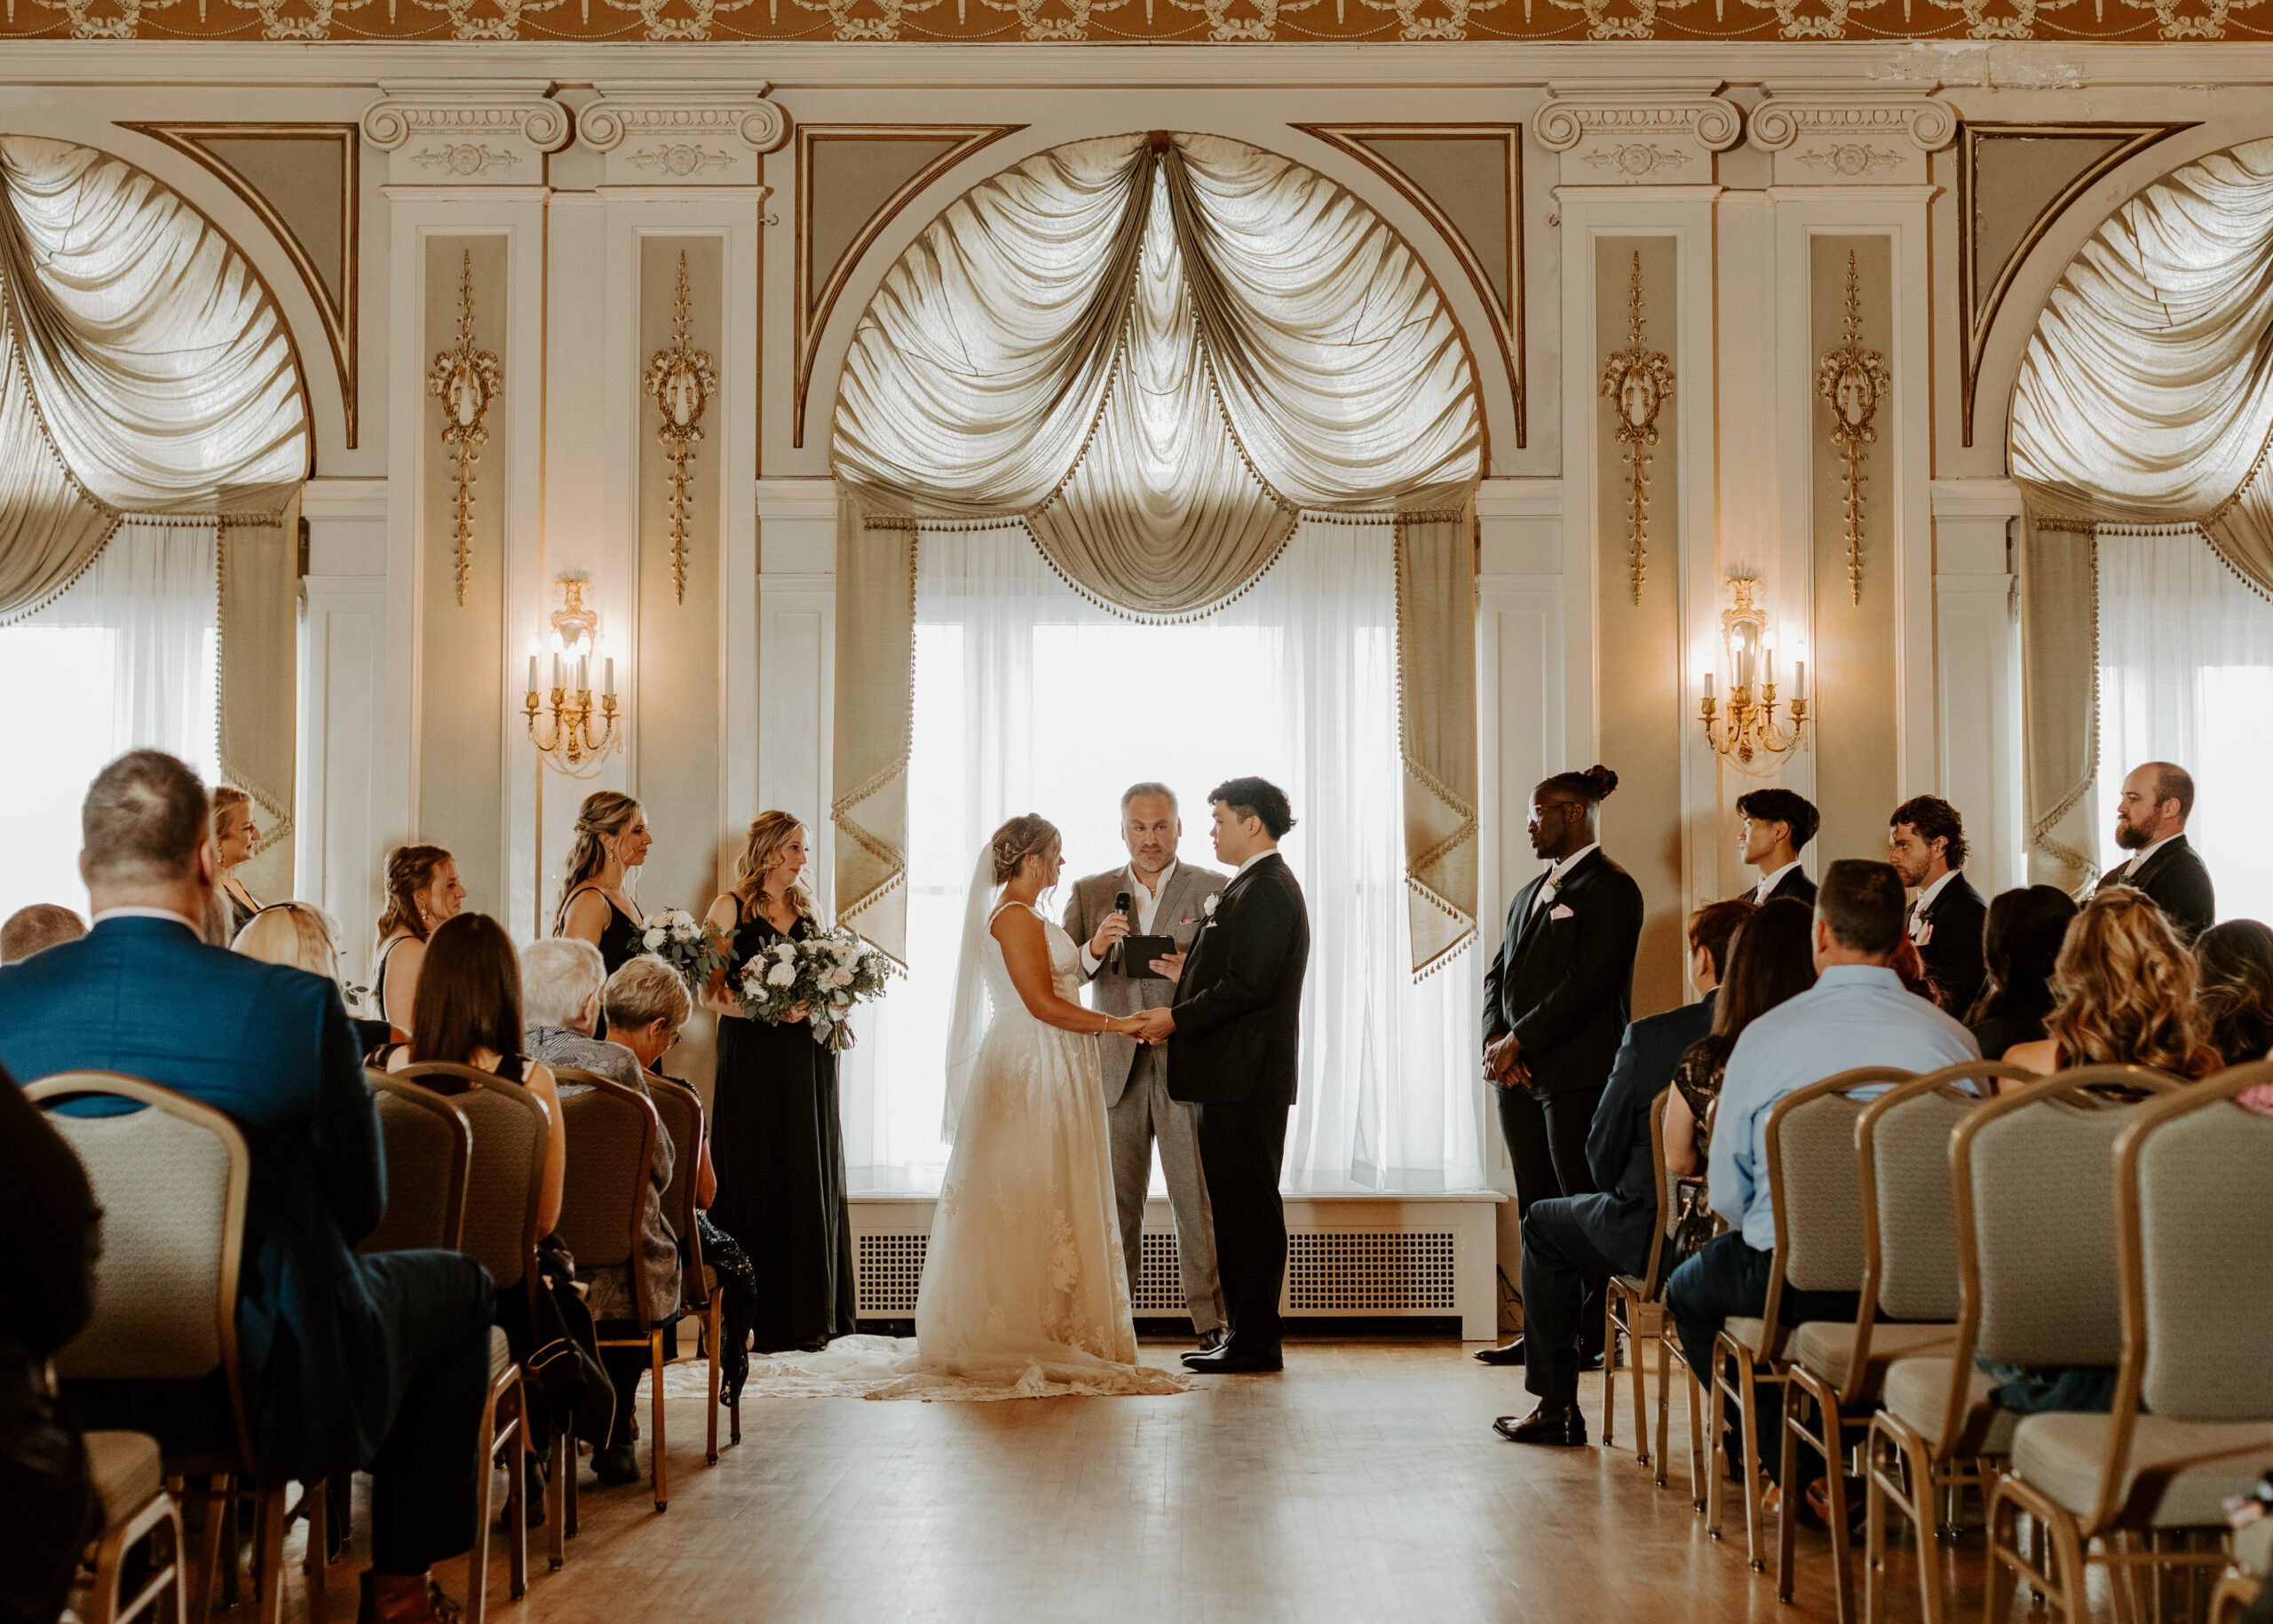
top-left (0, 135), bottom-right (307, 876)
top-left (2010, 135), bottom-right (2273, 888)
top-left (830, 131), bottom-right (1482, 974)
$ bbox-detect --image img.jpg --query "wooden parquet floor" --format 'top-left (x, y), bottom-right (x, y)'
top-left (277, 1335), bottom-right (2059, 1624)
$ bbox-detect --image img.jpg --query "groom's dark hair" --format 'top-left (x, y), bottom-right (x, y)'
top-left (1208, 777), bottom-right (1295, 840)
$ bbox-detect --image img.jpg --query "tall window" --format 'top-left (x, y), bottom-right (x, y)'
top-left (2096, 530), bottom-right (2273, 921)
top-left (837, 523), bottom-right (1485, 1196)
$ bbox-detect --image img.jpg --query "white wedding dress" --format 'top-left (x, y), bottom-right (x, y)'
top-left (729, 899), bottom-right (1187, 1402)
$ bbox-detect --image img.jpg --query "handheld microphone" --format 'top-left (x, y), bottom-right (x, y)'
top-left (1112, 891), bottom-right (1133, 971)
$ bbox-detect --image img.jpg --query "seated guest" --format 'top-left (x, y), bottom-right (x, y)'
top-left (1493, 899), bottom-right (1753, 1446)
top-left (372, 844), bottom-right (467, 1036)
top-left (1664, 898), bottom-right (1818, 1183)
top-left (384, 912), bottom-right (566, 1237)
top-left (1964, 885), bottom-right (2080, 1059)
top-left (522, 943), bottom-right (701, 1487)
top-left (2194, 919), bottom-right (2273, 1067)
top-left (1733, 787), bottom-right (1819, 906)
top-left (1888, 794), bottom-right (1988, 1017)
top-left (0, 750), bottom-right (491, 1624)
top-left (235, 899), bottom-right (398, 1058)
top-left (0, 902), bottom-right (85, 964)
top-left (1662, 860), bottom-right (1977, 1492)
top-left (2094, 760), bottom-right (2215, 943)
top-left (211, 785), bottom-right (263, 941)
top-left (2003, 887), bottom-right (2221, 1081)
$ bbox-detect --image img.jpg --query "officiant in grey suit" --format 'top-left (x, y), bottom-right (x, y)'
top-left (1064, 782), bottom-right (1230, 1347)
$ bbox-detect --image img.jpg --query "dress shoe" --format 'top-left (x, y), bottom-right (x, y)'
top-left (1473, 1338), bottom-right (1527, 1367)
top-left (1182, 1342), bottom-right (1282, 1374)
top-left (1194, 1327), bottom-right (1230, 1354)
top-left (590, 1443), bottom-right (641, 1485)
top-left (356, 1572), bottom-right (463, 1624)
top-left (1492, 1403), bottom-right (1588, 1446)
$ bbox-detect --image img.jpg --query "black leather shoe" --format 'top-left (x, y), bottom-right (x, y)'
top-left (1473, 1338), bottom-right (1527, 1366)
top-left (1492, 1403), bottom-right (1588, 1446)
top-left (1182, 1342), bottom-right (1283, 1374)
top-left (591, 1444), bottom-right (640, 1485)
top-left (1194, 1328), bottom-right (1230, 1354)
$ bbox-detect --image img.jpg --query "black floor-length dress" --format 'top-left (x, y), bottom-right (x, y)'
top-left (709, 906), bottom-right (858, 1351)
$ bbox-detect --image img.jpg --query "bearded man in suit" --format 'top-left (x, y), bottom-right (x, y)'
top-left (1064, 782), bottom-right (1228, 1347)
top-left (1889, 794), bottom-right (1989, 1018)
top-left (1474, 764), bottom-right (1644, 1369)
top-left (2095, 761), bottom-right (2216, 943)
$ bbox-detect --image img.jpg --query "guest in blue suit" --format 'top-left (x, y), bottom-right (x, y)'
top-left (1493, 899), bottom-right (1755, 1447)
top-left (0, 750), bottom-right (491, 1624)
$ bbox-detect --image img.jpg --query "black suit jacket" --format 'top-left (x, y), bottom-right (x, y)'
top-left (1914, 871), bottom-right (1989, 1018)
top-left (1167, 852), bottom-right (1311, 1109)
top-left (1565, 991), bottom-right (1715, 1277)
top-left (1740, 866), bottom-right (1817, 907)
top-left (2096, 835), bottom-right (2216, 943)
top-left (1482, 848), bottom-right (1645, 1097)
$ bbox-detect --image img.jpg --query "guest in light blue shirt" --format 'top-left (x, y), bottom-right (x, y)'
top-left (1664, 858), bottom-right (1979, 1490)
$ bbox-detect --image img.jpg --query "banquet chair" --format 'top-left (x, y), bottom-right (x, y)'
top-left (1601, 1091), bottom-right (1679, 1477)
top-left (645, 1073), bottom-right (738, 1462)
top-left (25, 1073), bottom-right (280, 1624)
top-left (1707, 1066), bottom-right (1915, 1575)
top-left (1986, 1063), bottom-right (2273, 1624)
top-left (79, 1430), bottom-right (186, 1624)
top-left (359, 1074), bottom-right (472, 1254)
top-left (388, 1063), bottom-right (543, 1608)
top-left (550, 1066), bottom-right (669, 1512)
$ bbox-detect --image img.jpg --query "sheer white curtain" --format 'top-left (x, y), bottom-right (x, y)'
top-left (2095, 530), bottom-right (2273, 923)
top-left (837, 520), bottom-right (1484, 1195)
top-left (0, 520), bottom-right (220, 924)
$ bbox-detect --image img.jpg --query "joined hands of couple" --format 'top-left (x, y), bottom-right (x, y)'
top-left (1089, 908), bottom-right (1184, 1047)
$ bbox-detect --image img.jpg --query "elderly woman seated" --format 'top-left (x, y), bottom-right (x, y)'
top-left (520, 940), bottom-right (711, 1486)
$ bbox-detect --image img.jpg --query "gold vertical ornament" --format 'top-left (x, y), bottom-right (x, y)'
top-left (1599, 251), bottom-right (1674, 605)
top-left (645, 250), bottom-right (718, 605)
top-left (1817, 250), bottom-right (1890, 606)
top-left (426, 250), bottom-right (501, 606)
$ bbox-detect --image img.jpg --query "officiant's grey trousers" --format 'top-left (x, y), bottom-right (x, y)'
top-left (1111, 1050), bottom-right (1227, 1334)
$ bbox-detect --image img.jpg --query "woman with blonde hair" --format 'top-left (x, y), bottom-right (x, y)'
top-left (372, 844), bottom-right (466, 1035)
top-left (701, 812), bottom-right (854, 1351)
top-left (211, 786), bottom-right (263, 941)
top-left (235, 900), bottom-right (400, 1058)
top-left (2004, 888), bottom-right (2222, 1081)
top-left (554, 790), bottom-right (652, 976)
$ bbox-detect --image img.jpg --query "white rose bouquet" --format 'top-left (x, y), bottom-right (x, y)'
top-left (733, 923), bottom-right (891, 1053)
top-left (638, 908), bottom-right (733, 995)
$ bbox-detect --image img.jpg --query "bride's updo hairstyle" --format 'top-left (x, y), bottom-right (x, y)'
top-left (989, 813), bottom-right (1061, 886)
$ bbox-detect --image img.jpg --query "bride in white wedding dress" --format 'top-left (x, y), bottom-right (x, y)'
top-left (729, 814), bottom-right (1189, 1402)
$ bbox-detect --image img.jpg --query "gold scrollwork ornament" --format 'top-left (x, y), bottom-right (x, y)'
top-left (644, 250), bottom-right (719, 605)
top-left (1598, 251), bottom-right (1675, 604)
top-left (427, 250), bottom-right (501, 606)
top-left (1817, 249), bottom-right (1890, 606)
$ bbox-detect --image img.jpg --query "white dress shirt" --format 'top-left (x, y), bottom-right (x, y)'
top-left (1908, 867), bottom-right (1958, 937)
top-left (1081, 861), bottom-right (1180, 977)
top-left (2123, 834), bottom-right (2178, 877)
top-left (1752, 860), bottom-right (1804, 904)
top-left (1531, 841), bottom-right (1600, 914)
top-left (1233, 849), bottom-right (1275, 880)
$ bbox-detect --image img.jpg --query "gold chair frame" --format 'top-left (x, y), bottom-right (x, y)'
top-left (645, 1073), bottom-right (739, 1464)
top-left (1601, 1089), bottom-right (1709, 1501)
top-left (79, 1436), bottom-right (189, 1624)
top-left (363, 1073), bottom-right (474, 1253)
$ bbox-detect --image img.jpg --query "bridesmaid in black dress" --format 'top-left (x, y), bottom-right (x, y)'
top-left (703, 812), bottom-right (858, 1352)
top-left (554, 790), bottom-right (653, 976)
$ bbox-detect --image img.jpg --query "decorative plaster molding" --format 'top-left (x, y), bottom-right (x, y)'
top-left (1533, 82), bottom-right (1740, 186)
top-left (360, 80), bottom-right (571, 187)
top-left (1747, 81), bottom-right (1957, 187)
top-left (579, 80), bottom-right (789, 188)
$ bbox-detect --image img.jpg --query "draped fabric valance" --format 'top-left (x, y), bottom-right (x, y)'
top-left (1, 136), bottom-right (308, 860)
top-left (830, 131), bottom-right (1482, 973)
top-left (2010, 136), bottom-right (2273, 886)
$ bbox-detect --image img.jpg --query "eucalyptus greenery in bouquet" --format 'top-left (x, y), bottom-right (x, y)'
top-left (638, 908), bottom-right (733, 995)
top-left (733, 923), bottom-right (891, 1052)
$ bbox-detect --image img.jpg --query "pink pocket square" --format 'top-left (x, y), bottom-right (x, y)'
top-left (1549, 903), bottom-right (1576, 921)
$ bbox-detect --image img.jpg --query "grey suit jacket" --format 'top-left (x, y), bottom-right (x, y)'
top-left (1063, 862), bottom-right (1227, 1106)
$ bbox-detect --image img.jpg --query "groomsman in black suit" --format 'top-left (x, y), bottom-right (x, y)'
top-left (1732, 788), bottom-right (1819, 907)
top-left (1474, 765), bottom-right (1644, 1368)
top-left (1889, 794), bottom-right (1989, 1018)
top-left (2095, 761), bottom-right (2216, 943)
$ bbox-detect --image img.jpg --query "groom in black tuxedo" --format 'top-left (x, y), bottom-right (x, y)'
top-left (1132, 776), bottom-right (1311, 1374)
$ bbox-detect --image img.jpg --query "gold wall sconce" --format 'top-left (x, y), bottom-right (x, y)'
top-left (525, 576), bottom-right (621, 773)
top-left (1697, 577), bottom-right (1809, 773)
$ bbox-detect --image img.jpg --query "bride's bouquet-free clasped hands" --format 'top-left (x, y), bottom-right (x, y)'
top-left (734, 923), bottom-right (891, 1052)
top-left (638, 909), bottom-right (733, 994)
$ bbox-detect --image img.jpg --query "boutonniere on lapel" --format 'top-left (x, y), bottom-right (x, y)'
top-left (1202, 893), bottom-right (1219, 920)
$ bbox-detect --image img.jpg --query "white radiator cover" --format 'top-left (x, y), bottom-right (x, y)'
top-left (850, 1192), bottom-right (1503, 1342)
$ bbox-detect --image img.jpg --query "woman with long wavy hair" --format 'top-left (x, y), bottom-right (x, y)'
top-left (2003, 888), bottom-right (2222, 1081)
top-left (700, 812), bottom-right (856, 1351)
top-left (371, 844), bottom-right (466, 1035)
top-left (553, 790), bottom-right (652, 976)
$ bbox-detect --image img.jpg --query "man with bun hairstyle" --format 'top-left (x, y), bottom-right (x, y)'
top-left (1475, 765), bottom-right (1644, 1369)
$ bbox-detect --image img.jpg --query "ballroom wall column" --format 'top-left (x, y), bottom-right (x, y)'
top-left (755, 478), bottom-right (841, 915)
top-left (1931, 478), bottom-right (2025, 895)
top-left (299, 477), bottom-right (390, 983)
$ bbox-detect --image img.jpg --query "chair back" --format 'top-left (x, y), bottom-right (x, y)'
top-left (391, 1062), bottom-right (548, 1293)
top-left (360, 1074), bottom-right (472, 1254)
top-left (1954, 1066), bottom-right (2182, 1373)
top-left (2117, 1063), bottom-right (2273, 1424)
top-left (551, 1066), bottom-right (660, 1329)
top-left (1765, 1068), bottom-right (1915, 1303)
top-left (28, 1073), bottom-right (257, 1468)
top-left (1858, 1061), bottom-right (2039, 1323)
top-left (645, 1073), bottom-right (708, 1291)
